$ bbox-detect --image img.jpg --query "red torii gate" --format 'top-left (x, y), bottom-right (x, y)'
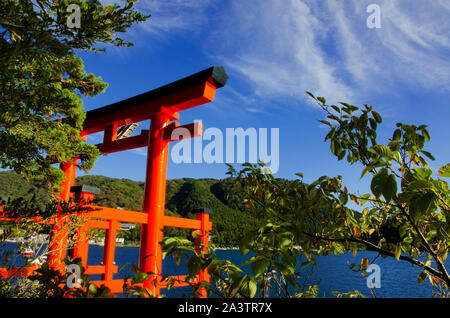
top-left (0, 66), bottom-right (228, 297)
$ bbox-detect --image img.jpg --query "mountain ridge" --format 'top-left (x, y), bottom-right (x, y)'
top-left (0, 171), bottom-right (261, 246)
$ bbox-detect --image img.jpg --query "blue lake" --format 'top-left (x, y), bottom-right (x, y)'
top-left (1, 243), bottom-right (446, 298)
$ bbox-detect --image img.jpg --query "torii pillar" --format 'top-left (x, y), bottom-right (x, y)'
top-left (80, 66), bottom-right (228, 297)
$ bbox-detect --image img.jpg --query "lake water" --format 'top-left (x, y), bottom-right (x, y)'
top-left (1, 243), bottom-right (446, 298)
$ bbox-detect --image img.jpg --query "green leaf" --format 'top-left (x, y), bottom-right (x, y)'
top-left (300, 261), bottom-right (310, 269)
top-left (417, 271), bottom-right (427, 285)
top-left (426, 230), bottom-right (437, 241)
top-left (317, 97), bottom-right (326, 104)
top-left (421, 128), bottom-right (430, 141)
top-left (342, 107), bottom-right (352, 115)
top-left (134, 272), bottom-right (148, 283)
top-left (370, 168), bottom-right (397, 202)
top-left (438, 164), bottom-right (450, 178)
top-left (164, 237), bottom-right (178, 245)
top-left (409, 192), bottom-right (437, 222)
top-left (187, 255), bottom-right (202, 276)
top-left (281, 251), bottom-right (297, 268)
top-left (392, 151), bottom-right (402, 164)
top-left (372, 111), bottom-right (382, 123)
top-left (392, 129), bottom-right (402, 141)
top-left (369, 145), bottom-right (394, 159)
top-left (383, 173), bottom-right (397, 202)
top-left (339, 192), bottom-right (348, 204)
top-left (337, 149), bottom-right (346, 161)
top-left (330, 140), bottom-right (342, 156)
top-left (371, 168), bottom-right (388, 198)
top-left (239, 234), bottom-right (253, 255)
top-left (319, 120), bottom-right (331, 126)
top-left (324, 128), bottom-right (336, 142)
top-left (412, 167), bottom-right (433, 180)
top-left (358, 193), bottom-right (371, 205)
top-left (360, 165), bottom-right (372, 179)
top-left (88, 283), bottom-right (98, 294)
top-left (279, 237), bottom-right (292, 248)
top-left (240, 277), bottom-right (257, 298)
top-left (285, 274), bottom-right (299, 290)
top-left (421, 150), bottom-right (435, 161)
top-left (251, 257), bottom-right (269, 278)
top-left (304, 90), bottom-right (315, 99)
top-left (248, 278), bottom-right (257, 298)
top-left (441, 250), bottom-right (448, 261)
top-left (331, 105), bottom-right (341, 113)
top-left (240, 256), bottom-right (256, 267)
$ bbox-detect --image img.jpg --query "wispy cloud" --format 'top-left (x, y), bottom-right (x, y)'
top-left (209, 0), bottom-right (357, 105)
top-left (130, 0), bottom-right (450, 108)
top-left (130, 147), bottom-right (148, 157)
top-left (374, 0), bottom-right (450, 91)
top-left (244, 107), bottom-right (266, 114)
top-left (135, 0), bottom-right (215, 37)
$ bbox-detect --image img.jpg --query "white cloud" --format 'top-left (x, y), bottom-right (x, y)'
top-left (131, 0), bottom-right (450, 107)
top-left (222, 0), bottom-right (449, 104)
top-left (326, 1), bottom-right (381, 87)
top-left (245, 107), bottom-right (265, 114)
top-left (210, 0), bottom-right (356, 105)
top-left (130, 147), bottom-right (148, 157)
top-left (135, 0), bottom-right (215, 37)
top-left (373, 0), bottom-right (450, 91)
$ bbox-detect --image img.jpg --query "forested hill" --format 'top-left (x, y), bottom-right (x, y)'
top-left (0, 171), bottom-right (262, 247)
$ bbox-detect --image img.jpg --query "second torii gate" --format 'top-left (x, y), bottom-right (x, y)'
top-left (48, 66), bottom-right (228, 296)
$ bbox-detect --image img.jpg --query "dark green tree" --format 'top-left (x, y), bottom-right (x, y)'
top-left (0, 0), bottom-right (150, 194)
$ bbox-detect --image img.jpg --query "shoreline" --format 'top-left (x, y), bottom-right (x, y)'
top-left (115, 243), bottom-right (240, 250)
top-left (3, 240), bottom-right (241, 251)
top-left (3, 240), bottom-right (301, 251)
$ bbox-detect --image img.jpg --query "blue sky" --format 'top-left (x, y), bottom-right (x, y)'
top-left (77, 0), bottom-right (449, 205)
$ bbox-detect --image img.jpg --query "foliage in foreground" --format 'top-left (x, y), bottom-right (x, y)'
top-left (1, 91), bottom-right (449, 297)
top-left (162, 93), bottom-right (450, 298)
